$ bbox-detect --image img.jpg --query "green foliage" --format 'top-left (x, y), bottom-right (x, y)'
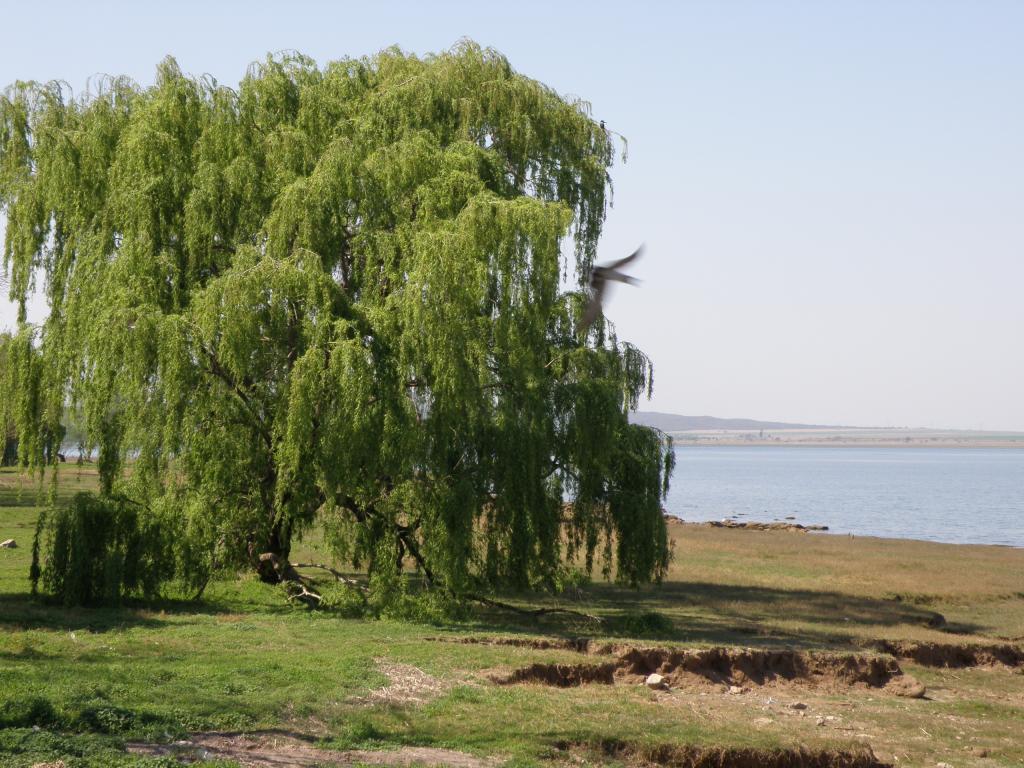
top-left (1, 331), bottom-right (52, 468)
top-left (376, 586), bottom-right (467, 624)
top-left (1, 42), bottom-right (673, 605)
top-left (32, 491), bottom-right (176, 605)
top-left (316, 582), bottom-right (369, 617)
top-left (552, 565), bottom-right (592, 597)
top-left (0, 333), bottom-right (16, 466)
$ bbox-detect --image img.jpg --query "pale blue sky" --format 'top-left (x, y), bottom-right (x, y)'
top-left (2, 1), bottom-right (1022, 429)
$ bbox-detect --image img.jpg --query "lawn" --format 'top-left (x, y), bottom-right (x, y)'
top-left (1, 465), bottom-right (1023, 767)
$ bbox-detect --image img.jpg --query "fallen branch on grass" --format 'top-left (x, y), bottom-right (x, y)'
top-left (284, 580), bottom-right (324, 606)
top-left (281, 554), bottom-right (600, 621)
top-left (461, 592), bottom-right (605, 623)
top-left (290, 562), bottom-right (368, 592)
top-left (257, 553), bottom-right (323, 607)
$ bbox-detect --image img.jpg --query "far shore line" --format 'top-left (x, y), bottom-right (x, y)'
top-left (668, 437), bottom-right (1024, 448)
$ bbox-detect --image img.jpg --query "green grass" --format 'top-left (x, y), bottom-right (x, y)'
top-left (2, 465), bottom-right (1024, 766)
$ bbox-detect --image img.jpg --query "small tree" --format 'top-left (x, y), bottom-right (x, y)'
top-left (31, 492), bottom-right (175, 605)
top-left (1, 43), bottom-right (673, 603)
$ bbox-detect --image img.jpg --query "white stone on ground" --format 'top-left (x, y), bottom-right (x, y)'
top-left (645, 673), bottom-right (666, 690)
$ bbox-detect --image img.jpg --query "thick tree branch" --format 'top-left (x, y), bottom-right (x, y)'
top-left (198, 342), bottom-right (273, 450)
top-left (397, 527), bottom-right (434, 586)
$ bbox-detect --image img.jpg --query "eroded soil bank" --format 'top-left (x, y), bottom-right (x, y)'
top-left (870, 639), bottom-right (1024, 668)
top-left (496, 646), bottom-right (926, 697)
top-left (554, 738), bottom-right (890, 768)
top-left (441, 633), bottom-right (1024, 671)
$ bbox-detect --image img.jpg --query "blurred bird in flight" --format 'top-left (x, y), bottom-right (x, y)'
top-left (577, 245), bottom-right (643, 333)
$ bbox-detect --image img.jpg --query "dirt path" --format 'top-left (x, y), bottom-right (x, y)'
top-left (126, 731), bottom-right (500, 768)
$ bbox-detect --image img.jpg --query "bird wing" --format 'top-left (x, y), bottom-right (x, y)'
top-left (601, 244), bottom-right (644, 272)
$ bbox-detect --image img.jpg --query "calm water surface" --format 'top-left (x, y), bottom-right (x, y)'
top-left (665, 446), bottom-right (1024, 547)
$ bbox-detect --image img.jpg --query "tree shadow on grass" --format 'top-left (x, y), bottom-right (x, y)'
top-left (0, 569), bottom-right (983, 650)
top-left (441, 580), bottom-right (981, 650)
top-left (0, 589), bottom-right (292, 634)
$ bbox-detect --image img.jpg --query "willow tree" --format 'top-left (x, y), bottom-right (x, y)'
top-left (1, 43), bottom-right (673, 602)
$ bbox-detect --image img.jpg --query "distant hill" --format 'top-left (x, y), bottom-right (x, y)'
top-left (630, 412), bottom-right (837, 432)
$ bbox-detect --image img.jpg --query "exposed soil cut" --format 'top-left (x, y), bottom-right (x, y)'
top-left (502, 660), bottom-right (619, 686)
top-left (126, 731), bottom-right (499, 768)
top-left (496, 647), bottom-right (925, 696)
top-left (870, 640), bottom-right (1024, 668)
top-left (555, 738), bottom-right (891, 768)
top-left (428, 634), bottom-right (645, 657)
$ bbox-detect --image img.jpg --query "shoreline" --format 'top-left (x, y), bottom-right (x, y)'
top-left (667, 516), bottom-right (1024, 549)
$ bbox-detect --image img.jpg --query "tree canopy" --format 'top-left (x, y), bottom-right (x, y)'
top-left (0, 42), bottom-right (673, 604)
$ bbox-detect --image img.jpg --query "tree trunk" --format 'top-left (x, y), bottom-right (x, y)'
top-left (253, 515), bottom-right (292, 584)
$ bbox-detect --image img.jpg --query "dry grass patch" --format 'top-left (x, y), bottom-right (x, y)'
top-left (358, 659), bottom-right (451, 706)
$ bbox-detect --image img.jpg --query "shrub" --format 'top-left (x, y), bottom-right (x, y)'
top-left (31, 492), bottom-right (176, 605)
top-left (76, 704), bottom-right (137, 734)
top-left (376, 589), bottom-right (466, 624)
top-left (0, 696), bottom-right (59, 728)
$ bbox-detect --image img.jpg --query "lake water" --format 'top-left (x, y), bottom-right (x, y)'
top-left (664, 446), bottom-right (1024, 547)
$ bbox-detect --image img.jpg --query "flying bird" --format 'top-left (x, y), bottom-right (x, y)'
top-left (577, 245), bottom-right (644, 333)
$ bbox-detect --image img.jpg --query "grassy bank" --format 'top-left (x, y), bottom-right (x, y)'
top-left (2, 466), bottom-right (1023, 767)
